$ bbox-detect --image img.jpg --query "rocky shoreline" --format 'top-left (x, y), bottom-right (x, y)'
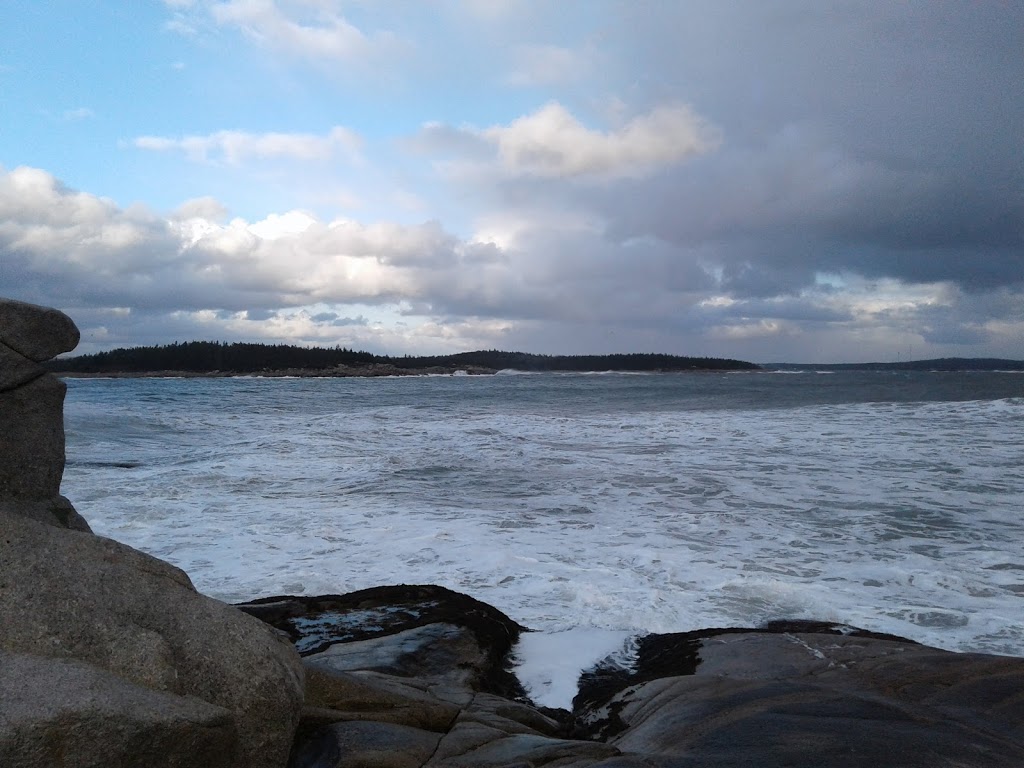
top-left (4, 296), bottom-right (1024, 767)
top-left (246, 589), bottom-right (1024, 768)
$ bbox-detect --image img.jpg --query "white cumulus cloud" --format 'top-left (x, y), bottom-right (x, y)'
top-left (210, 0), bottom-right (369, 60)
top-left (426, 102), bottom-right (720, 181)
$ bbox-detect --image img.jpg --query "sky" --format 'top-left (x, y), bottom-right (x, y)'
top-left (1, 1), bottom-right (1022, 363)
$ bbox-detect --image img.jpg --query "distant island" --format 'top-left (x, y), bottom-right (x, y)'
top-left (764, 358), bottom-right (1024, 372)
top-left (47, 341), bottom-right (760, 377)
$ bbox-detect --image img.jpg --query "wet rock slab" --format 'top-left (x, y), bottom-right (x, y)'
top-left (243, 591), bottom-right (1024, 768)
top-left (580, 627), bottom-right (1024, 767)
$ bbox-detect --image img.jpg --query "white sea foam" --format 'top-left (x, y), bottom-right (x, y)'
top-left (61, 374), bottom-right (1024, 707)
top-left (513, 629), bottom-right (636, 709)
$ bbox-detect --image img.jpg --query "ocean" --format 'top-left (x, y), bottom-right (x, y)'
top-left (61, 370), bottom-right (1024, 707)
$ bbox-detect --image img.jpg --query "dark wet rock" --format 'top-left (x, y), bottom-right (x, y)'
top-left (242, 582), bottom-right (1024, 768)
top-left (575, 630), bottom-right (1024, 767)
top-left (305, 623), bottom-right (490, 694)
top-left (237, 584), bottom-right (528, 700)
top-left (574, 619), bottom-right (918, 738)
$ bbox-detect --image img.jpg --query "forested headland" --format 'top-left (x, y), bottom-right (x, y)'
top-left (46, 341), bottom-right (759, 376)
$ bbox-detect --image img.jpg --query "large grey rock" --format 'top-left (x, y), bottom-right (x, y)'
top-left (0, 509), bottom-right (305, 768)
top-left (0, 340), bottom-right (45, 392)
top-left (0, 649), bottom-right (236, 768)
top-left (0, 374), bottom-right (67, 502)
top-left (0, 298), bottom-right (80, 362)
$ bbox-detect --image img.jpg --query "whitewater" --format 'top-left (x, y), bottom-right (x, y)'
top-left (61, 370), bottom-right (1024, 707)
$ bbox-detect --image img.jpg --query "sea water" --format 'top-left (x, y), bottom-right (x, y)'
top-left (61, 371), bottom-right (1024, 707)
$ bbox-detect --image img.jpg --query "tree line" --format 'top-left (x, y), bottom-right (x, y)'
top-left (47, 341), bottom-right (374, 373)
top-left (47, 341), bottom-right (759, 373)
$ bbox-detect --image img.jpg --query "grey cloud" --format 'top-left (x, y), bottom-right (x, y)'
top-left (918, 317), bottom-right (992, 346)
top-left (559, 1), bottom-right (1024, 295)
top-left (328, 315), bottom-right (368, 327)
top-left (717, 298), bottom-right (851, 325)
top-left (590, 138), bottom-right (1023, 296)
top-left (245, 308), bottom-right (276, 321)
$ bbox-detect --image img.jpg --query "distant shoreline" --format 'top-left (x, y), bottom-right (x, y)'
top-left (53, 364), bottom-right (500, 379)
top-left (53, 366), bottom-right (753, 379)
top-left (48, 345), bottom-right (760, 376)
top-left (48, 343), bottom-right (1024, 378)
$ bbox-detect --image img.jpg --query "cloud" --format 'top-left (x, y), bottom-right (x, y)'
top-left (166, 1), bottom-right (400, 64)
top-left (505, 44), bottom-right (590, 87)
top-left (487, 102), bottom-right (719, 179)
top-left (420, 102), bottom-right (720, 181)
top-left (62, 107), bottom-right (95, 122)
top-left (133, 126), bottom-right (363, 165)
top-left (0, 166), bottom-right (468, 316)
top-left (583, 124), bottom-right (1024, 297)
top-left (458, 0), bottom-right (528, 20)
top-left (172, 196), bottom-right (229, 222)
top-left (211, 0), bottom-right (368, 60)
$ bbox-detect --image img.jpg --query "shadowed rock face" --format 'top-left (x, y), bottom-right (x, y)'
top-left (0, 298), bottom-right (88, 530)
